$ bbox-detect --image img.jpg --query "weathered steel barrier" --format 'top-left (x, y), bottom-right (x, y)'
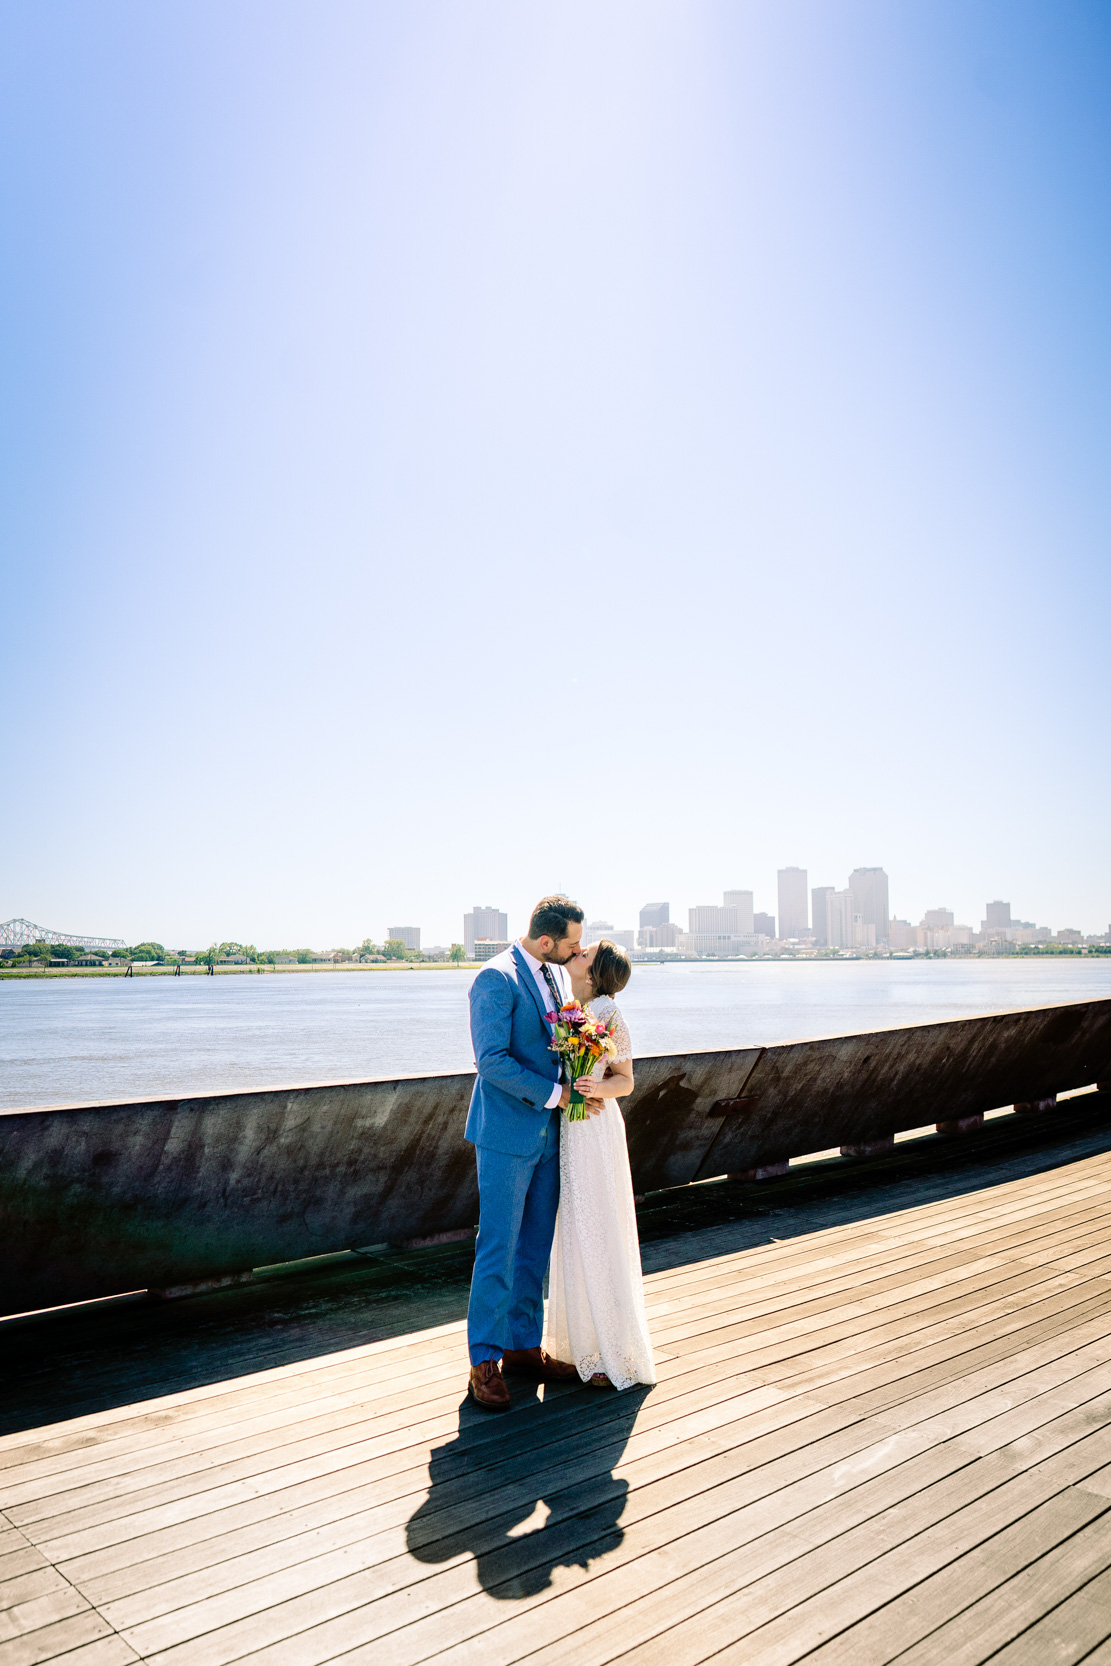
top-left (1, 997), bottom-right (1109, 1318)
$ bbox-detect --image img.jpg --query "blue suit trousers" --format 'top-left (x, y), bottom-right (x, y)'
top-left (467, 1124), bottom-right (561, 1366)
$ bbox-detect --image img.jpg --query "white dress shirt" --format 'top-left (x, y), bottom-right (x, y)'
top-left (516, 940), bottom-right (570, 1111)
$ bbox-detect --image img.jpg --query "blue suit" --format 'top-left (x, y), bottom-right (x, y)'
top-left (465, 944), bottom-right (566, 1365)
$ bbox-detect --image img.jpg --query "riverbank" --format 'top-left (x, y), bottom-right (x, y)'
top-left (3, 946), bottom-right (1107, 979)
top-left (0, 961), bottom-right (483, 979)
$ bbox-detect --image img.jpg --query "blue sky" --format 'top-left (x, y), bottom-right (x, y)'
top-left (2, 0), bottom-right (1109, 947)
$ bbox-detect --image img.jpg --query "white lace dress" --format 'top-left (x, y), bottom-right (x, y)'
top-left (544, 996), bottom-right (657, 1389)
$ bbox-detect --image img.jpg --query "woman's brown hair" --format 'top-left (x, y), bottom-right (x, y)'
top-left (591, 939), bottom-right (632, 999)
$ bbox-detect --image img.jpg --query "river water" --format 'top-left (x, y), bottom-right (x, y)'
top-left (3, 959), bottom-right (1110, 1111)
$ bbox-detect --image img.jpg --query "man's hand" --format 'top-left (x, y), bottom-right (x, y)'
top-left (559, 1083), bottom-right (571, 1110)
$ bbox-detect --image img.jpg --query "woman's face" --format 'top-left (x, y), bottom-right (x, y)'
top-left (569, 941), bottom-right (598, 1001)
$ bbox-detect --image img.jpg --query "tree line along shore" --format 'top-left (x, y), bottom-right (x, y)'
top-left (3, 935), bottom-right (1108, 978)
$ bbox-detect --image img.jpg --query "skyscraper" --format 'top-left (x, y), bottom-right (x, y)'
top-left (639, 922), bottom-right (680, 948)
top-left (639, 902), bottom-right (669, 929)
top-left (388, 926), bottom-right (420, 951)
top-left (985, 900), bottom-right (1012, 928)
top-left (685, 904), bottom-right (750, 955)
top-left (689, 905), bottom-right (741, 935)
top-left (849, 868), bottom-right (890, 946)
top-left (811, 886), bottom-right (834, 947)
top-left (722, 890), bottom-right (754, 933)
top-left (464, 906), bottom-right (507, 958)
top-left (777, 868), bottom-right (808, 939)
top-left (827, 890), bottom-right (854, 949)
top-left (753, 911), bottom-right (776, 938)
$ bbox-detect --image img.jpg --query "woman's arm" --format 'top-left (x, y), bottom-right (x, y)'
top-left (574, 1058), bottom-right (634, 1102)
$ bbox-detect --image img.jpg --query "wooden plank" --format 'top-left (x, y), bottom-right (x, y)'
top-left (0, 1348), bottom-right (479, 1487)
top-left (652, 1191), bottom-right (1111, 1317)
top-left (468, 1417), bottom-right (1111, 1666)
top-left (2, 1139), bottom-right (1109, 1666)
top-left (649, 1253), bottom-right (1110, 1365)
top-left (655, 1457), bottom-right (1111, 1666)
top-left (219, 1413), bottom-right (1111, 1666)
top-left (642, 1182), bottom-right (1111, 1307)
top-left (115, 1320), bottom-right (1111, 1642)
top-left (637, 1180), bottom-right (1109, 1309)
top-left (516, 1493), bottom-right (1107, 1666)
top-left (0, 1316), bottom-right (471, 1456)
top-left (2, 1159), bottom-right (1106, 1486)
top-left (659, 1226), bottom-right (1111, 1379)
top-left (0, 1607), bottom-right (115, 1665)
top-left (26, 1641), bottom-right (140, 1666)
top-left (130, 1352), bottom-right (1111, 1666)
top-left (21, 1266), bottom-right (1106, 1592)
top-left (853, 1505), bottom-right (1111, 1665)
top-left (0, 1566), bottom-right (73, 1614)
top-left (644, 1206), bottom-right (1111, 1337)
top-left (981, 1560), bottom-right (1111, 1663)
top-left (26, 1252), bottom-right (1111, 1566)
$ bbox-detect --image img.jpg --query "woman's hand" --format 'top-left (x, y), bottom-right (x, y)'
top-left (575, 1075), bottom-right (613, 1096)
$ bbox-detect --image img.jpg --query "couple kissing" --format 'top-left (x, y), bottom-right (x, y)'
top-left (464, 895), bottom-right (656, 1410)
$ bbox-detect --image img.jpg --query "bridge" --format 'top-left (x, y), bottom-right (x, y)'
top-left (2, 1000), bottom-right (1110, 1663)
top-left (0, 916), bottom-right (128, 952)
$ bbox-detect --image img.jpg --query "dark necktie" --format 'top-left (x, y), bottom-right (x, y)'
top-left (540, 963), bottom-right (563, 1015)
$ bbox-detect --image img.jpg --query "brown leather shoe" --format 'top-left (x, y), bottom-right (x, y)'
top-left (468, 1360), bottom-right (510, 1411)
top-left (501, 1346), bottom-right (579, 1382)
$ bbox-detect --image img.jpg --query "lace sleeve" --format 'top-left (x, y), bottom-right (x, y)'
top-left (610, 1005), bottom-right (633, 1064)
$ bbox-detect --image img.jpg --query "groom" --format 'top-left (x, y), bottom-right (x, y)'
top-left (464, 895), bottom-right (587, 1409)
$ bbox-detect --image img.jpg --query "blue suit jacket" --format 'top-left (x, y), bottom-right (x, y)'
top-left (465, 945), bottom-right (563, 1158)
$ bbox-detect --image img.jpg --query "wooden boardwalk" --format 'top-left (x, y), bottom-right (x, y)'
top-left (5, 1139), bottom-right (1111, 1665)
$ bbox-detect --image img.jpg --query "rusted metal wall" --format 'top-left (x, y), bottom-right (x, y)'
top-left (1, 998), bottom-right (1109, 1318)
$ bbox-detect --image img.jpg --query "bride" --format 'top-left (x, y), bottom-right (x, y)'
top-left (543, 940), bottom-right (656, 1390)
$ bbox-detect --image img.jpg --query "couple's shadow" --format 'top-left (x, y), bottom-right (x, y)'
top-left (405, 1378), bottom-right (650, 1599)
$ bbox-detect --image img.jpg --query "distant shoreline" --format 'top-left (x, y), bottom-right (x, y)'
top-left (0, 962), bottom-right (482, 979)
top-left (2, 949), bottom-right (1105, 981)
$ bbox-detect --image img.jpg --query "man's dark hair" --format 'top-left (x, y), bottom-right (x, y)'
top-left (528, 895), bottom-right (584, 943)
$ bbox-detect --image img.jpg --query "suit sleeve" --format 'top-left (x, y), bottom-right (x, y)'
top-left (470, 969), bottom-right (559, 1108)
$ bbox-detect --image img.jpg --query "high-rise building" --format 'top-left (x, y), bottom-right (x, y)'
top-left (685, 904), bottom-right (751, 956)
top-left (639, 922), bottom-right (680, 948)
top-left (609, 930), bottom-right (636, 953)
top-left (388, 926), bottom-right (420, 951)
top-left (849, 868), bottom-right (890, 946)
top-left (985, 900), bottom-right (1012, 929)
top-left (777, 868), bottom-right (808, 939)
top-left (639, 901), bottom-right (670, 929)
top-left (827, 890), bottom-right (853, 949)
top-left (811, 886), bottom-right (835, 947)
top-left (753, 911), bottom-right (776, 938)
top-left (922, 908), bottom-right (954, 928)
top-left (689, 905), bottom-right (740, 935)
top-left (585, 920), bottom-right (614, 945)
top-left (464, 906), bottom-right (507, 958)
top-left (722, 890), bottom-right (754, 934)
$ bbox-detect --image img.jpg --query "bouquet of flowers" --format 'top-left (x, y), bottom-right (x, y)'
top-left (546, 1000), bottom-right (618, 1121)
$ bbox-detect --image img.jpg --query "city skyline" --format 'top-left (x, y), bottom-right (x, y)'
top-left (8, 858), bottom-right (1106, 960)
